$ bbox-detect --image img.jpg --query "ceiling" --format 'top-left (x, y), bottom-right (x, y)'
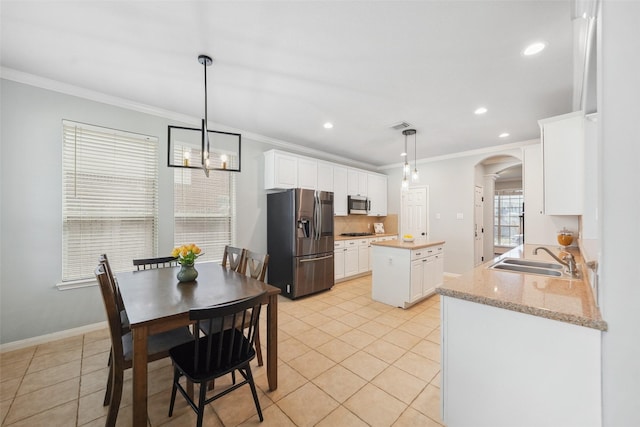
top-left (0, 1), bottom-right (576, 167)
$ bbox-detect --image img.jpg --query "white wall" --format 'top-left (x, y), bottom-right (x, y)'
top-left (0, 79), bottom-right (278, 344)
top-left (599, 2), bottom-right (640, 425)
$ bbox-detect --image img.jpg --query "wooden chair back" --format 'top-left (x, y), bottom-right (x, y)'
top-left (132, 256), bottom-right (178, 271)
top-left (242, 251), bottom-right (269, 282)
top-left (222, 245), bottom-right (246, 272)
top-left (95, 264), bottom-right (126, 367)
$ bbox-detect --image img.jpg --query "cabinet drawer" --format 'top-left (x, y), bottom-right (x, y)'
top-left (334, 241), bottom-right (345, 249)
top-left (344, 239), bottom-right (358, 247)
top-left (411, 246), bottom-right (441, 261)
top-left (358, 239), bottom-right (369, 246)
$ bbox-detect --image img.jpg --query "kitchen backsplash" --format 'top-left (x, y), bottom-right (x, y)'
top-left (334, 214), bottom-right (398, 236)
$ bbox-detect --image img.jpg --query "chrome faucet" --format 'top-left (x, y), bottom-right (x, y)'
top-left (533, 247), bottom-right (578, 276)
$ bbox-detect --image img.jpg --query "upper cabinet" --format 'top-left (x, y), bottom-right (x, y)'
top-left (333, 166), bottom-right (348, 216)
top-left (367, 173), bottom-right (387, 216)
top-left (264, 150), bottom-right (297, 189)
top-left (348, 169), bottom-right (368, 196)
top-left (538, 111), bottom-right (585, 215)
top-left (264, 149), bottom-right (387, 217)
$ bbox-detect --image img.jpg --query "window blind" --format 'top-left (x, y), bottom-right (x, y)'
top-left (62, 120), bottom-right (158, 281)
top-left (174, 149), bottom-right (236, 262)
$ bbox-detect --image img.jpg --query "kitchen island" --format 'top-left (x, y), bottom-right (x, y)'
top-left (436, 244), bottom-right (606, 427)
top-left (371, 239), bottom-right (445, 308)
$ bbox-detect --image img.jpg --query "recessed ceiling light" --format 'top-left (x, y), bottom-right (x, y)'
top-left (323, 122), bottom-right (333, 129)
top-left (400, 152), bottom-right (407, 157)
top-left (523, 42), bottom-right (546, 56)
top-left (499, 132), bottom-right (510, 138)
top-left (474, 107), bottom-right (488, 115)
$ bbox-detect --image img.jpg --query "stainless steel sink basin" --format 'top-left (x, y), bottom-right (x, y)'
top-left (499, 258), bottom-right (563, 270)
top-left (489, 257), bottom-right (576, 279)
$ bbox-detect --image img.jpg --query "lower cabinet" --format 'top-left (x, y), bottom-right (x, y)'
top-left (372, 243), bottom-right (445, 308)
top-left (335, 236), bottom-right (398, 282)
top-left (335, 240), bottom-right (358, 280)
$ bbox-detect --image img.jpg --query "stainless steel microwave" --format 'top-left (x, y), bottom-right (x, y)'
top-left (348, 195), bottom-right (369, 215)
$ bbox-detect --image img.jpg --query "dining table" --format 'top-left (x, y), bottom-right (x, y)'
top-left (116, 261), bottom-right (280, 427)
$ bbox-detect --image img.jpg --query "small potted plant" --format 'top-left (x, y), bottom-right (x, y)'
top-left (171, 243), bottom-right (202, 282)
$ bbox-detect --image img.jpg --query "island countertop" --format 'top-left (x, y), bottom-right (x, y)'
top-left (436, 244), bottom-right (607, 330)
top-left (370, 239), bottom-right (445, 250)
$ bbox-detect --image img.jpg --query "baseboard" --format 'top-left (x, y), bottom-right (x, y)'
top-left (0, 321), bottom-right (108, 353)
top-left (444, 272), bottom-right (462, 279)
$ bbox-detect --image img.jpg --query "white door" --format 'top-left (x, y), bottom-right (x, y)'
top-left (401, 186), bottom-right (429, 239)
top-left (474, 186), bottom-right (484, 266)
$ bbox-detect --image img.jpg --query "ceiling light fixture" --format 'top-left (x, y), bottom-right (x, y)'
top-left (167, 55), bottom-right (241, 174)
top-left (323, 122), bottom-right (334, 129)
top-left (499, 132), bottom-right (510, 138)
top-left (523, 42), bottom-right (546, 56)
top-left (474, 107), bottom-right (488, 115)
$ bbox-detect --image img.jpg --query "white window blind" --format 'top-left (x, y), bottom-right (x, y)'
top-left (62, 120), bottom-right (158, 281)
top-left (174, 151), bottom-right (236, 262)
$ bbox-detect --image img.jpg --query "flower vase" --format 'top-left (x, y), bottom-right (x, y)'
top-left (177, 263), bottom-right (198, 283)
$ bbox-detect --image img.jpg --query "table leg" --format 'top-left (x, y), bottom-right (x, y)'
top-left (132, 325), bottom-right (148, 427)
top-left (266, 294), bottom-right (278, 390)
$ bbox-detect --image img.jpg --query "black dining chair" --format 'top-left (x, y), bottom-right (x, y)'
top-left (168, 292), bottom-right (266, 427)
top-left (132, 256), bottom-right (179, 270)
top-left (95, 263), bottom-right (193, 427)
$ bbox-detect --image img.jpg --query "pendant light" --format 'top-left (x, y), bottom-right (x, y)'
top-left (410, 129), bottom-right (419, 182)
top-left (199, 55), bottom-right (213, 177)
top-left (401, 129), bottom-right (417, 189)
top-left (166, 55), bottom-right (242, 174)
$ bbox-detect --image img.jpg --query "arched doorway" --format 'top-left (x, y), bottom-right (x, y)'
top-left (474, 155), bottom-right (523, 265)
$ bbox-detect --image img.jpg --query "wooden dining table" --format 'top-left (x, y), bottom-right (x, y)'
top-left (116, 262), bottom-right (280, 426)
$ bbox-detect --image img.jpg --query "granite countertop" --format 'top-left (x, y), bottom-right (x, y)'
top-left (371, 239), bottom-right (445, 250)
top-left (436, 244), bottom-right (607, 331)
top-left (334, 233), bottom-right (397, 241)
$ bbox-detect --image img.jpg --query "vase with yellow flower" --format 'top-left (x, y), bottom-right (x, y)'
top-left (171, 243), bottom-right (202, 283)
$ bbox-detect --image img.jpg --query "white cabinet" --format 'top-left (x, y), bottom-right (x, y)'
top-left (317, 161), bottom-right (334, 192)
top-left (367, 173), bottom-right (387, 216)
top-left (334, 241), bottom-right (345, 280)
top-left (372, 243), bottom-right (444, 308)
top-left (358, 239), bottom-right (369, 273)
top-left (441, 296), bottom-right (602, 427)
top-left (409, 246), bottom-right (442, 303)
top-left (344, 240), bottom-right (359, 277)
top-left (348, 169), bottom-right (368, 196)
top-left (333, 166), bottom-right (348, 216)
top-left (335, 239), bottom-right (359, 280)
top-left (539, 111), bottom-right (585, 215)
top-left (264, 150), bottom-right (297, 189)
top-left (297, 157), bottom-right (317, 190)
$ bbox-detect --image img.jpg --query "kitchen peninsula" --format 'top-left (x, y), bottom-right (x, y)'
top-left (436, 244), bottom-right (606, 427)
top-left (371, 239), bottom-right (445, 308)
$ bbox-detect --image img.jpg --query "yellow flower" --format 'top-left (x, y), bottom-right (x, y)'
top-left (171, 247), bottom-right (180, 258)
top-left (193, 245), bottom-right (201, 254)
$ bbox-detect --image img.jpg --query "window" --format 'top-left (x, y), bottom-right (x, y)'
top-left (494, 190), bottom-right (523, 247)
top-left (62, 121), bottom-right (158, 282)
top-left (173, 151), bottom-right (236, 263)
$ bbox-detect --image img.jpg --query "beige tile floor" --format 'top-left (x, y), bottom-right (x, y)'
top-left (0, 275), bottom-right (443, 427)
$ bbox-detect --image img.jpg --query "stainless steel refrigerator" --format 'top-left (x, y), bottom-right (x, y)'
top-left (267, 189), bottom-right (334, 299)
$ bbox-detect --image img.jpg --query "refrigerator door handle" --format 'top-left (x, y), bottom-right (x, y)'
top-left (300, 254), bottom-right (334, 263)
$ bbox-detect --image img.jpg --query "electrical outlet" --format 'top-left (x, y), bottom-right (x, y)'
top-left (456, 213), bottom-right (464, 220)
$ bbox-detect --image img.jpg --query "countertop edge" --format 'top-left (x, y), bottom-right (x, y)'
top-left (334, 233), bottom-right (397, 241)
top-left (371, 240), bottom-right (446, 249)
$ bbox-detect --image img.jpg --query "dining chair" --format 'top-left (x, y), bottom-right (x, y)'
top-left (94, 263), bottom-right (193, 427)
top-left (168, 292), bottom-right (266, 427)
top-left (99, 254), bottom-right (129, 332)
top-left (221, 245), bottom-right (246, 272)
top-left (239, 251), bottom-right (269, 366)
top-left (132, 256), bottom-right (179, 270)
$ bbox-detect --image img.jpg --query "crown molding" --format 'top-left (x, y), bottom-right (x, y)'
top-left (377, 138), bottom-right (539, 171)
top-left (1, 67), bottom-right (376, 170)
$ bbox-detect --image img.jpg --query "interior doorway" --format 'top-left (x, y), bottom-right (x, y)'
top-left (400, 186), bottom-right (429, 239)
top-left (475, 155), bottom-right (523, 262)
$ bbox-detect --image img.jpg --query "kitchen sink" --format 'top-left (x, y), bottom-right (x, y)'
top-left (499, 258), bottom-right (563, 270)
top-left (489, 257), bottom-right (576, 279)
